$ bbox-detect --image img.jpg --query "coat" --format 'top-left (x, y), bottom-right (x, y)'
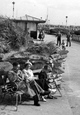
top-left (8, 69), bottom-right (36, 97)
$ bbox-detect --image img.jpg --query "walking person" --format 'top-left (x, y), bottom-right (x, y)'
top-left (56, 31), bottom-right (62, 46)
top-left (66, 32), bottom-right (71, 47)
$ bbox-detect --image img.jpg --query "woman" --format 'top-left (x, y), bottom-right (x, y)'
top-left (22, 61), bottom-right (50, 103)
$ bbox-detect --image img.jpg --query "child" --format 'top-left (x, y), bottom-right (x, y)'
top-left (62, 40), bottom-right (66, 50)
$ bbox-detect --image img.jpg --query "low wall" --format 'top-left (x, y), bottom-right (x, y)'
top-left (72, 34), bottom-right (80, 42)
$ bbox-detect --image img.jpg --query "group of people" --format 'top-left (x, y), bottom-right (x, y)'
top-left (56, 31), bottom-right (72, 48)
top-left (7, 58), bottom-right (57, 106)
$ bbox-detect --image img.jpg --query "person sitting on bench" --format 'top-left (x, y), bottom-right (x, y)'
top-left (8, 62), bottom-right (41, 106)
top-left (22, 61), bottom-right (50, 105)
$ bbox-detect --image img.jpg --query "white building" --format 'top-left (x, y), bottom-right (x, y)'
top-left (11, 15), bottom-right (46, 39)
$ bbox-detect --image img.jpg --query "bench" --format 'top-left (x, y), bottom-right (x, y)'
top-left (0, 75), bottom-right (24, 111)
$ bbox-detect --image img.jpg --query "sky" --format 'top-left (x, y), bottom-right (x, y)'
top-left (0, 0), bottom-right (80, 26)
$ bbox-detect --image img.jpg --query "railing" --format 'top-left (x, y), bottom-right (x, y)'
top-left (72, 34), bottom-right (80, 42)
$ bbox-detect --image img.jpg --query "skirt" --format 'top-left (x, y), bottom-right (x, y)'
top-left (29, 80), bottom-right (44, 94)
top-left (14, 81), bottom-right (36, 97)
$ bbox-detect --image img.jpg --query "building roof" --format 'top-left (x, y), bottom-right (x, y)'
top-left (11, 14), bottom-right (46, 23)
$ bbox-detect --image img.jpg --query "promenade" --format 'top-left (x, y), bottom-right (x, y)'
top-left (0, 34), bottom-right (74, 115)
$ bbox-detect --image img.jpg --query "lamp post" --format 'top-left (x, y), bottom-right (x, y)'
top-left (45, 6), bottom-right (49, 24)
top-left (12, 1), bottom-right (15, 18)
top-left (66, 16), bottom-right (68, 27)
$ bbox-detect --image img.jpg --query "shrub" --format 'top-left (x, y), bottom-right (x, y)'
top-left (0, 16), bottom-right (28, 51)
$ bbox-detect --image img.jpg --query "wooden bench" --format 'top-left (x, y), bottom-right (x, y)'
top-left (0, 75), bottom-right (24, 111)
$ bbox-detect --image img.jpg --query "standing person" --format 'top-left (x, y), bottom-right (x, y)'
top-left (8, 62), bottom-right (40, 106)
top-left (38, 30), bottom-right (42, 40)
top-left (41, 29), bottom-right (45, 41)
top-left (56, 31), bottom-right (62, 46)
top-left (66, 32), bottom-right (71, 47)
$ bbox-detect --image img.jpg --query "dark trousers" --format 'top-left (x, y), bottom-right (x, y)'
top-left (36, 79), bottom-right (49, 91)
top-left (33, 95), bottom-right (39, 104)
top-left (57, 39), bottom-right (61, 46)
top-left (66, 40), bottom-right (71, 46)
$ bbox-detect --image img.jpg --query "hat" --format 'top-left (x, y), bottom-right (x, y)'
top-left (25, 60), bottom-right (32, 67)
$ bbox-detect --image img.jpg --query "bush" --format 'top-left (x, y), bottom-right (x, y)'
top-left (0, 16), bottom-right (28, 51)
top-left (27, 42), bottom-right (59, 56)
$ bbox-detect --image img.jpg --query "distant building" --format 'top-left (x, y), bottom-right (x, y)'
top-left (11, 14), bottom-right (46, 39)
top-left (41, 24), bottom-right (80, 32)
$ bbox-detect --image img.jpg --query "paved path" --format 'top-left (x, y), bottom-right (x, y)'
top-left (63, 41), bottom-right (80, 115)
top-left (0, 34), bottom-right (73, 115)
top-left (46, 34), bottom-right (80, 115)
top-left (45, 34), bottom-right (80, 115)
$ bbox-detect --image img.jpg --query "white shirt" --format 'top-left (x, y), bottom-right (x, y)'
top-left (23, 69), bottom-right (34, 81)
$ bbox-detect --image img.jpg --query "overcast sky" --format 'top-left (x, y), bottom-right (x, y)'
top-left (0, 0), bottom-right (80, 26)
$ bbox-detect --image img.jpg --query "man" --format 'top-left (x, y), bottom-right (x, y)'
top-left (38, 64), bottom-right (57, 99)
top-left (8, 62), bottom-right (40, 106)
top-left (56, 31), bottom-right (61, 46)
top-left (66, 32), bottom-right (71, 47)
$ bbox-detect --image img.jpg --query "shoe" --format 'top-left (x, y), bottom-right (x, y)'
top-left (53, 96), bottom-right (57, 99)
top-left (47, 94), bottom-right (57, 99)
top-left (34, 103), bottom-right (40, 106)
top-left (49, 89), bottom-right (57, 94)
top-left (41, 96), bottom-right (46, 102)
top-left (47, 95), bottom-right (54, 99)
top-left (40, 91), bottom-right (50, 96)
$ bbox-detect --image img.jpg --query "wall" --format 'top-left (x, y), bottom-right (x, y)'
top-left (72, 34), bottom-right (80, 42)
top-left (27, 22), bottom-right (37, 31)
top-left (27, 22), bottom-right (37, 39)
top-left (15, 21), bottom-right (37, 39)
